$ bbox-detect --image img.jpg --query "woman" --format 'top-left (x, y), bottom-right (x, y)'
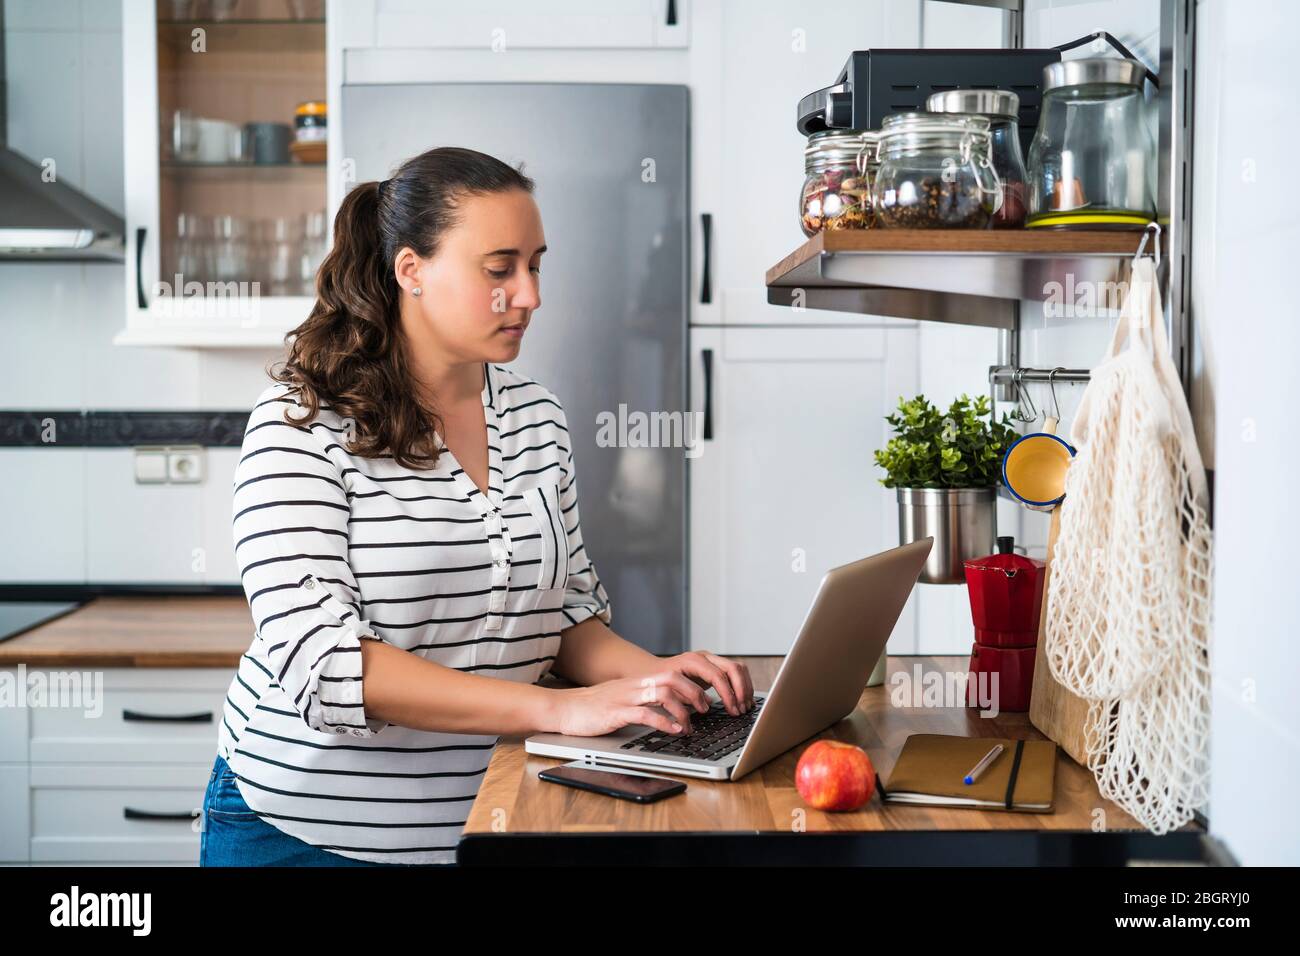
top-left (200, 147), bottom-right (753, 867)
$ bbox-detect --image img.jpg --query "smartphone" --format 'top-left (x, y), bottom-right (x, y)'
top-left (537, 760), bottom-right (687, 803)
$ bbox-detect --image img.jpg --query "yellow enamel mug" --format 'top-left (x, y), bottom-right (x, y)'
top-left (1001, 416), bottom-right (1076, 511)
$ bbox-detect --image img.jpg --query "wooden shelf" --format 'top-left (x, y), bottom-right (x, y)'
top-left (766, 229), bottom-right (1149, 329)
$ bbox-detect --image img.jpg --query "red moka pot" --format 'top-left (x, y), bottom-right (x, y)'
top-left (965, 536), bottom-right (1045, 712)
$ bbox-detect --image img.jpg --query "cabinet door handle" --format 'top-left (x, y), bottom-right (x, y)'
top-left (135, 226), bottom-right (148, 309)
top-left (123, 807), bottom-right (200, 821)
top-left (702, 348), bottom-right (714, 440)
top-left (666, 0), bottom-right (678, 26)
top-left (123, 709), bottom-right (214, 723)
top-left (700, 213), bottom-right (712, 304)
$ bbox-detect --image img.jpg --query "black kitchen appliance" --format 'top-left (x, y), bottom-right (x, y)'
top-left (796, 48), bottom-right (1063, 155)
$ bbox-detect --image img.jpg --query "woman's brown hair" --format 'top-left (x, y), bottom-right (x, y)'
top-left (269, 146), bottom-right (535, 468)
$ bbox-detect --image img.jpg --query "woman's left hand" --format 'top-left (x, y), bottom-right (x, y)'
top-left (656, 651), bottom-right (754, 716)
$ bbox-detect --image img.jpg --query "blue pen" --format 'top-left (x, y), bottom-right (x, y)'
top-left (963, 744), bottom-right (1004, 785)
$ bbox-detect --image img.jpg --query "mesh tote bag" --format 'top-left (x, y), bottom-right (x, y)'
top-left (1043, 256), bottom-right (1212, 834)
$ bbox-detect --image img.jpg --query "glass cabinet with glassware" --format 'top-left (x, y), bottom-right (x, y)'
top-left (119, 0), bottom-right (328, 346)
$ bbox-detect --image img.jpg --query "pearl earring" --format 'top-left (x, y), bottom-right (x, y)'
top-left (412, 287), bottom-right (422, 297)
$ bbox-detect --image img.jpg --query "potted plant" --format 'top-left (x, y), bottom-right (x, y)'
top-left (874, 394), bottom-right (1017, 584)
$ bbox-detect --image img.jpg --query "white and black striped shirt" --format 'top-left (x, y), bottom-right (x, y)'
top-left (216, 362), bottom-right (610, 865)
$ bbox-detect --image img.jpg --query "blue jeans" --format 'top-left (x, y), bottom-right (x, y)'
top-left (199, 753), bottom-right (431, 867)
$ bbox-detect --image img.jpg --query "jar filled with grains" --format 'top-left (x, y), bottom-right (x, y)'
top-left (799, 130), bottom-right (878, 236)
top-left (924, 89), bottom-right (1028, 228)
top-left (871, 113), bottom-right (1002, 229)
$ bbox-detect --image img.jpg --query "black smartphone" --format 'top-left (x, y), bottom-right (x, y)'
top-left (537, 762), bottom-right (687, 803)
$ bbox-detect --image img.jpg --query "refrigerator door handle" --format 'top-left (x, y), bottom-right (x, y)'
top-left (700, 212), bottom-right (712, 304)
top-left (702, 347), bottom-right (714, 440)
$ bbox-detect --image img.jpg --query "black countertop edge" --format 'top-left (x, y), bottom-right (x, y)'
top-left (456, 830), bottom-right (1222, 866)
top-left (0, 583), bottom-right (244, 601)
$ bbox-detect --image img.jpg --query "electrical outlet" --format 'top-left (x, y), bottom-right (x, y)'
top-left (134, 445), bottom-right (205, 484)
top-left (166, 446), bottom-right (205, 484)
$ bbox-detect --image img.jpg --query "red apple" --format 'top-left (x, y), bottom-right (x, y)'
top-left (795, 740), bottom-right (876, 811)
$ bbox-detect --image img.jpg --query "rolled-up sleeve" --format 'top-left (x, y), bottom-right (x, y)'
top-left (232, 394), bottom-right (389, 738)
top-left (552, 403), bottom-right (612, 630)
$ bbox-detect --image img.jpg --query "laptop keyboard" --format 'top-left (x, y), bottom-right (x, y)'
top-left (620, 697), bottom-right (765, 762)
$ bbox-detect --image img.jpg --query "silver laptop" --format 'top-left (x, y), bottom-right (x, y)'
top-left (525, 538), bottom-right (932, 781)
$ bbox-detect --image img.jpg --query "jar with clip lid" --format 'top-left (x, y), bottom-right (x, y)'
top-left (799, 130), bottom-right (877, 236)
top-left (925, 89), bottom-right (1027, 227)
top-left (872, 113), bottom-right (1003, 229)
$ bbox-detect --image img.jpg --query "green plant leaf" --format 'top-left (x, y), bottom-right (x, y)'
top-left (874, 393), bottom-right (1016, 489)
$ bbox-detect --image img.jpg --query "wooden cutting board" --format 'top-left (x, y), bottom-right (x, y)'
top-left (1029, 503), bottom-right (1094, 766)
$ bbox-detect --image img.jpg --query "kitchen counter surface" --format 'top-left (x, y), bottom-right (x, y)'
top-left (459, 655), bottom-right (1210, 864)
top-left (0, 596), bottom-right (252, 668)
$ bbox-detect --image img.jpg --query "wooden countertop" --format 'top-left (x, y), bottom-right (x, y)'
top-left (464, 655), bottom-right (1205, 838)
top-left (0, 596), bottom-right (252, 668)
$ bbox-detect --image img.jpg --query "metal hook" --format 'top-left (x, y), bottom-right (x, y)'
top-left (1133, 221), bottom-right (1162, 269)
top-left (1011, 368), bottom-right (1039, 424)
top-left (1046, 367), bottom-right (1064, 424)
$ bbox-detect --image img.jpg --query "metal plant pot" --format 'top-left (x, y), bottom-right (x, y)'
top-left (896, 487), bottom-right (996, 584)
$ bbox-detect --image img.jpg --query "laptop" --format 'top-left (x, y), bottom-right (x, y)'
top-left (525, 537), bottom-right (933, 781)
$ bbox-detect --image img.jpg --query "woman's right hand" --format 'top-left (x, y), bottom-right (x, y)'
top-left (550, 670), bottom-right (712, 738)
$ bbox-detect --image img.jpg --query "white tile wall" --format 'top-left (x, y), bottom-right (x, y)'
top-left (0, 448), bottom-right (87, 581)
top-left (83, 448), bottom-right (204, 582)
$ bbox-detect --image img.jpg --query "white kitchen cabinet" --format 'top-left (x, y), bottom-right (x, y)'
top-left (30, 764), bottom-right (212, 864)
top-left (698, 0), bottom-right (921, 327)
top-left (346, 0), bottom-right (690, 51)
top-left (119, 0), bottom-right (326, 347)
top-left (688, 325), bottom-right (919, 655)
top-left (0, 667), bottom-right (230, 865)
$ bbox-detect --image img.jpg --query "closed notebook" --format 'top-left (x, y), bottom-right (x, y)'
top-left (880, 734), bottom-right (1057, 813)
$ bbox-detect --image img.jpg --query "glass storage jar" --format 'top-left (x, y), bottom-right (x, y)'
top-left (872, 113), bottom-right (1002, 229)
top-left (799, 130), bottom-right (876, 236)
top-left (1026, 58), bottom-right (1155, 229)
top-left (925, 89), bottom-right (1027, 228)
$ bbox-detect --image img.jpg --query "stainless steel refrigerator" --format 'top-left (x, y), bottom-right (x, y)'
top-left (341, 82), bottom-right (689, 655)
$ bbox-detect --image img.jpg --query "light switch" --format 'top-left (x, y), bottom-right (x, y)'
top-left (134, 447), bottom-right (168, 484)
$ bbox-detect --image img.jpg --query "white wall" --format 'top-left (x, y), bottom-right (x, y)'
top-left (0, 0), bottom-right (278, 585)
top-left (1193, 0), bottom-right (1299, 867)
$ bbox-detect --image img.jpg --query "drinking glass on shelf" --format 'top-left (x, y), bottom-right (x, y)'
top-left (171, 109), bottom-right (200, 163)
top-left (212, 215), bottom-right (249, 285)
top-left (265, 217), bottom-right (303, 297)
top-left (172, 212), bottom-right (213, 287)
top-left (298, 210), bottom-right (329, 295)
top-left (165, 1), bottom-right (195, 22)
top-left (196, 0), bottom-right (239, 21)
top-left (287, 0), bottom-right (326, 20)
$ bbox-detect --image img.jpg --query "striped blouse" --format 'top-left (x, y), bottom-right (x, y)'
top-left (216, 362), bottom-right (611, 865)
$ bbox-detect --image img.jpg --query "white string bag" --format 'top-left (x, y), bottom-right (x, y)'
top-left (1044, 256), bottom-right (1212, 834)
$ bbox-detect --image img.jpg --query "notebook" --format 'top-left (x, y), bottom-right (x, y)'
top-left (879, 734), bottom-right (1057, 813)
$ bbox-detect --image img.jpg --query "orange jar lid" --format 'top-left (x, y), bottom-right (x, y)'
top-left (295, 100), bottom-right (327, 117)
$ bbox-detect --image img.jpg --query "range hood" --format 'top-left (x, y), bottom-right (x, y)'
top-left (0, 6), bottom-right (124, 261)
